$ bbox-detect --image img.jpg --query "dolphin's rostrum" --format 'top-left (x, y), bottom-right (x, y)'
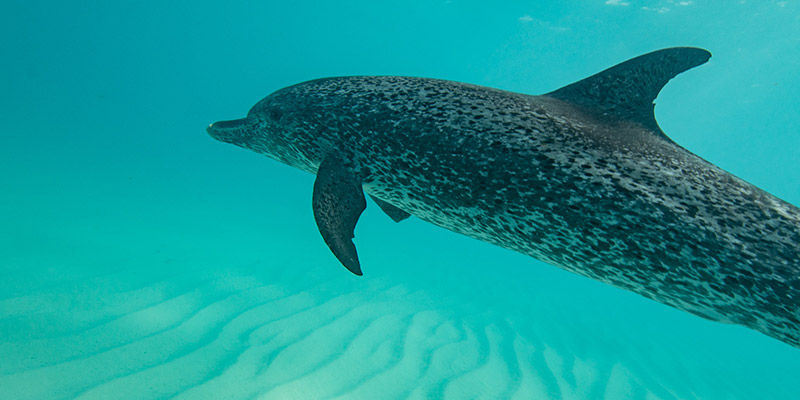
top-left (208, 48), bottom-right (800, 348)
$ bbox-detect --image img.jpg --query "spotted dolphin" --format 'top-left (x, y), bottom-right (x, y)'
top-left (208, 47), bottom-right (800, 348)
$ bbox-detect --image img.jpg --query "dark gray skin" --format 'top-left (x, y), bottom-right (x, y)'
top-left (208, 48), bottom-right (800, 348)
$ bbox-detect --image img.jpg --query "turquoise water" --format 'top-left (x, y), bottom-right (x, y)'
top-left (2, 1), bottom-right (800, 399)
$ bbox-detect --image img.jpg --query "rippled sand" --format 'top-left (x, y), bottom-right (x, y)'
top-left (0, 194), bottom-right (800, 400)
top-left (2, 214), bottom-right (799, 400)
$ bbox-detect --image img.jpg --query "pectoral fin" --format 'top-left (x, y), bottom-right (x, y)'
top-left (312, 153), bottom-right (367, 275)
top-left (369, 195), bottom-right (411, 222)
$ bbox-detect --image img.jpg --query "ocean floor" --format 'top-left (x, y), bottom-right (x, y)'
top-left (2, 194), bottom-right (799, 400)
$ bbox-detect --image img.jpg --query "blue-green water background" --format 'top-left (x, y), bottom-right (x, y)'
top-left (2, 1), bottom-right (800, 399)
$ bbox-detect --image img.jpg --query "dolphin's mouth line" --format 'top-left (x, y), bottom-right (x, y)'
top-left (207, 117), bottom-right (255, 143)
top-left (208, 118), bottom-right (250, 130)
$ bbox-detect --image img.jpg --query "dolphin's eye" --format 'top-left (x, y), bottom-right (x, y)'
top-left (269, 109), bottom-right (282, 121)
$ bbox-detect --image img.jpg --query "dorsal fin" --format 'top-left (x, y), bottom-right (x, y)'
top-left (545, 47), bottom-right (711, 141)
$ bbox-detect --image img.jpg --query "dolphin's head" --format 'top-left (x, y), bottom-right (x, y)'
top-left (207, 110), bottom-right (292, 168)
top-left (207, 85), bottom-right (326, 172)
top-left (206, 117), bottom-right (260, 147)
top-left (208, 79), bottom-right (355, 173)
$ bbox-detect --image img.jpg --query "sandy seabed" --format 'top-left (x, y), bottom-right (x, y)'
top-left (1, 209), bottom-right (799, 400)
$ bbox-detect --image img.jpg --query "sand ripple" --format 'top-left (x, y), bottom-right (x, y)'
top-left (1, 258), bottom-right (799, 400)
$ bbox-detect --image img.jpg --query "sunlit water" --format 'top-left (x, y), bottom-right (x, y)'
top-left (2, 1), bottom-right (799, 399)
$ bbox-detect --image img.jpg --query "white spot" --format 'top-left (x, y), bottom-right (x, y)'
top-left (605, 0), bottom-right (630, 5)
top-left (519, 15), bottom-right (533, 22)
top-left (641, 6), bottom-right (671, 13)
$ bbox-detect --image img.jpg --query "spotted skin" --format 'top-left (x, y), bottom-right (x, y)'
top-left (208, 49), bottom-right (800, 348)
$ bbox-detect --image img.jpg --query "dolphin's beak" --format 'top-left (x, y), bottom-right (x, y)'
top-left (207, 117), bottom-right (254, 144)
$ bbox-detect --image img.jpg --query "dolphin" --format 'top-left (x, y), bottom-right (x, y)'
top-left (208, 47), bottom-right (800, 348)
